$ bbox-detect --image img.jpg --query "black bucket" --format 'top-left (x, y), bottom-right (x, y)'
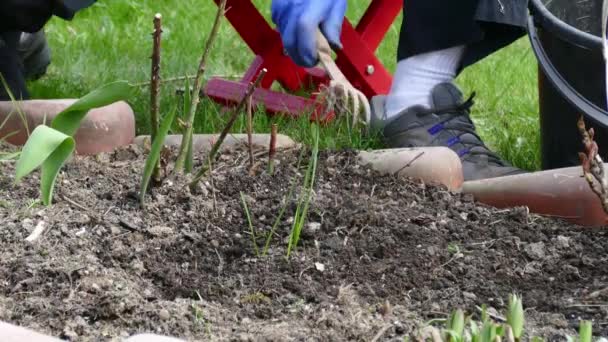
top-left (527, 0), bottom-right (608, 170)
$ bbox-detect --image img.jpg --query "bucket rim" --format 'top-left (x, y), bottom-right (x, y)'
top-left (528, 0), bottom-right (602, 50)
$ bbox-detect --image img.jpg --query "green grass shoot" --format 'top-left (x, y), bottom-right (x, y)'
top-left (507, 294), bottom-right (524, 341)
top-left (262, 148), bottom-right (306, 256)
top-left (14, 81), bottom-right (134, 205)
top-left (445, 309), bottom-right (465, 342)
top-left (286, 124), bottom-right (320, 258)
top-left (579, 321), bottom-right (593, 342)
top-left (240, 191), bottom-right (259, 256)
top-left (139, 106), bottom-right (178, 205)
top-left (0, 73), bottom-right (29, 161)
top-left (413, 295), bottom-right (606, 342)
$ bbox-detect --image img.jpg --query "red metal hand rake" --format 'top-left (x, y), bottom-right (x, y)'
top-left (204, 0), bottom-right (402, 123)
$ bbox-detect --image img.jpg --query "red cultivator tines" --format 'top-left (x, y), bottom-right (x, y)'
top-left (205, 0), bottom-right (402, 122)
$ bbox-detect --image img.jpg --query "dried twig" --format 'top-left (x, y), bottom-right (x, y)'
top-left (247, 95), bottom-right (254, 168)
top-left (577, 116), bottom-right (608, 213)
top-left (188, 69), bottom-right (267, 188)
top-left (268, 123), bottom-right (277, 175)
top-left (393, 151), bottom-right (425, 176)
top-left (150, 13), bottom-right (163, 182)
top-left (370, 324), bottom-right (392, 342)
top-left (174, 0), bottom-right (228, 172)
top-left (133, 74), bottom-right (196, 87)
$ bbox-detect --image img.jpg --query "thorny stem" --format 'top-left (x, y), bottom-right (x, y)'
top-left (247, 95), bottom-right (254, 168)
top-left (150, 13), bottom-right (163, 182)
top-left (577, 116), bottom-right (608, 214)
top-left (174, 0), bottom-right (227, 173)
top-left (133, 74), bottom-right (243, 88)
top-left (268, 124), bottom-right (277, 175)
top-left (188, 69), bottom-right (267, 189)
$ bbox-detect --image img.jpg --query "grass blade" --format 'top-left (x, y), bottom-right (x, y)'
top-left (240, 191), bottom-right (259, 256)
top-left (286, 125), bottom-right (319, 257)
top-left (140, 107), bottom-right (177, 205)
top-left (262, 146), bottom-right (307, 256)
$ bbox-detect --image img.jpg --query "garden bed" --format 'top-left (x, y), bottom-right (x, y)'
top-left (1, 142), bottom-right (607, 341)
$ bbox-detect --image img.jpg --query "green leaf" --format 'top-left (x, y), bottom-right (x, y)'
top-left (495, 325), bottom-right (505, 337)
top-left (13, 81), bottom-right (134, 206)
top-left (15, 126), bottom-right (70, 181)
top-left (51, 81), bottom-right (134, 136)
top-left (480, 321), bottom-right (496, 342)
top-left (447, 309), bottom-right (465, 341)
top-left (480, 304), bottom-right (490, 324)
top-left (140, 107), bottom-right (177, 205)
top-left (41, 138), bottom-right (75, 205)
top-left (470, 320), bottom-right (480, 342)
top-left (14, 125), bottom-right (75, 205)
top-left (444, 330), bottom-right (462, 342)
top-left (579, 320), bottom-right (593, 342)
top-left (507, 294), bottom-right (524, 339)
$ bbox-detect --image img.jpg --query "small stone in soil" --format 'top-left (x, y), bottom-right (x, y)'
top-left (525, 242), bottom-right (546, 260)
top-left (148, 226), bottom-right (173, 237)
top-left (158, 309), bottom-right (170, 321)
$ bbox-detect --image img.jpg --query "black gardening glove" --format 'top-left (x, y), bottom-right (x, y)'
top-left (53, 0), bottom-right (97, 20)
top-left (0, 0), bottom-right (96, 33)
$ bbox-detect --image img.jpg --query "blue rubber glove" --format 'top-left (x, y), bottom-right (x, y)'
top-left (271, 0), bottom-right (347, 67)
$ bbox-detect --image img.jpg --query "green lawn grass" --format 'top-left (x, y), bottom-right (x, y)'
top-left (29, 0), bottom-right (541, 171)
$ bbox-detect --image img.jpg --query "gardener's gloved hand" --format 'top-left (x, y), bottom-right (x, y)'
top-left (271, 0), bottom-right (347, 67)
top-left (0, 0), bottom-right (96, 33)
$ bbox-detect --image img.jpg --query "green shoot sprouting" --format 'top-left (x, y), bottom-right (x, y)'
top-left (261, 147), bottom-right (307, 256)
top-left (507, 294), bottom-right (524, 341)
top-left (140, 106), bottom-right (177, 205)
top-left (240, 191), bottom-right (259, 256)
top-left (445, 309), bottom-right (465, 342)
top-left (286, 124), bottom-right (320, 258)
top-left (14, 81), bottom-right (134, 205)
top-left (579, 320), bottom-right (593, 342)
top-left (0, 72), bottom-right (29, 161)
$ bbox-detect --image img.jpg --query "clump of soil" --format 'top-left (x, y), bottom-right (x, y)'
top-left (0, 142), bottom-right (607, 341)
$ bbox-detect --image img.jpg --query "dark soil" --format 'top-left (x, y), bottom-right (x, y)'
top-left (1, 142), bottom-right (607, 341)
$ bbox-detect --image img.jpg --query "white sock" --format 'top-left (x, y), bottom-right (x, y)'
top-left (384, 45), bottom-right (466, 119)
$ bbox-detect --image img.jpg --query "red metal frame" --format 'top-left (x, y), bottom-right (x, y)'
top-left (205, 0), bottom-right (402, 120)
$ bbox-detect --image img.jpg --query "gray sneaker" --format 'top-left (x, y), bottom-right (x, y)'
top-left (17, 30), bottom-right (51, 81)
top-left (370, 82), bottom-right (525, 181)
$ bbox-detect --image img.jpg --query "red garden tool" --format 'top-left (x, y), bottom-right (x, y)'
top-left (205, 0), bottom-right (402, 123)
top-left (316, 30), bottom-right (371, 129)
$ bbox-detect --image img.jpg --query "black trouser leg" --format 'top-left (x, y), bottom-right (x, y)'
top-left (0, 31), bottom-right (29, 101)
top-left (398, 0), bottom-right (529, 72)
